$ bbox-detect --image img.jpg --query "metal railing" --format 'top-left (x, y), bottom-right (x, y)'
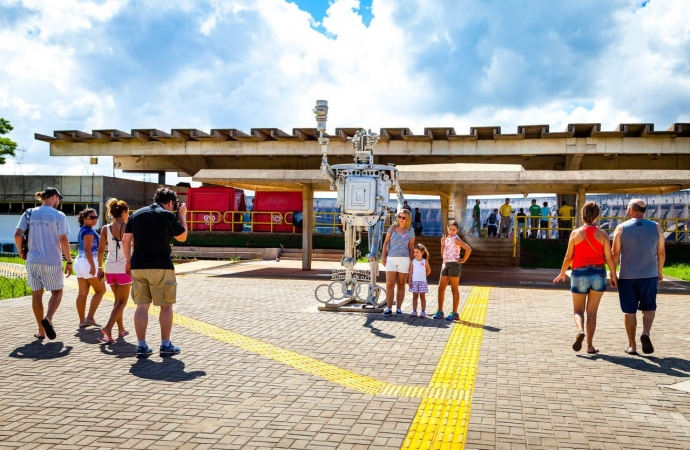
top-left (510, 215), bottom-right (689, 257)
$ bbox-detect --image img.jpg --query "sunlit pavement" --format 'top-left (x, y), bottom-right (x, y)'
top-left (1, 267), bottom-right (689, 449)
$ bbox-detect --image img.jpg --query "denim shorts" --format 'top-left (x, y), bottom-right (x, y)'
top-left (570, 267), bottom-right (607, 294)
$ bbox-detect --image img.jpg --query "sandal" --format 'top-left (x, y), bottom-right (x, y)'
top-left (80, 319), bottom-right (101, 328)
top-left (572, 332), bottom-right (585, 352)
top-left (118, 330), bottom-right (130, 338)
top-left (586, 347), bottom-right (599, 354)
top-left (33, 334), bottom-right (45, 340)
top-left (640, 334), bottom-right (654, 354)
top-left (97, 335), bottom-right (116, 345)
top-left (624, 347), bottom-right (638, 355)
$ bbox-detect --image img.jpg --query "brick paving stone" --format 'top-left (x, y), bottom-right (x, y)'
top-left (1, 275), bottom-right (689, 449)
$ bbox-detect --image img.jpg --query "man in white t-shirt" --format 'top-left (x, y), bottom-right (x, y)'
top-left (14, 187), bottom-right (72, 340)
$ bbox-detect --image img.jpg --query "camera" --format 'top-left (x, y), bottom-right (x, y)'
top-left (174, 199), bottom-right (180, 211)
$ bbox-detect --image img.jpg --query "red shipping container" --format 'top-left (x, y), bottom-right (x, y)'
top-left (253, 191), bottom-right (302, 233)
top-left (186, 186), bottom-right (246, 232)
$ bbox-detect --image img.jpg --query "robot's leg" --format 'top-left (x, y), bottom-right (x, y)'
top-left (341, 222), bottom-right (357, 298)
top-left (365, 218), bottom-right (386, 306)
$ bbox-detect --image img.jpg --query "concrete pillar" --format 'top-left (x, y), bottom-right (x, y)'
top-left (302, 184), bottom-right (314, 270)
top-left (157, 171), bottom-right (166, 185)
top-left (440, 193), bottom-right (450, 231)
top-left (576, 187), bottom-right (586, 227)
top-left (451, 189), bottom-right (468, 231)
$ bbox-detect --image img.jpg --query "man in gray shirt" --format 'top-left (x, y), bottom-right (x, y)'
top-left (612, 199), bottom-right (665, 355)
top-left (14, 187), bottom-right (72, 340)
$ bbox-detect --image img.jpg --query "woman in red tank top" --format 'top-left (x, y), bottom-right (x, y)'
top-left (554, 201), bottom-right (618, 354)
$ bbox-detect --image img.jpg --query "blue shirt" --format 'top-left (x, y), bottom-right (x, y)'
top-left (16, 205), bottom-right (70, 266)
top-left (540, 207), bottom-right (550, 220)
top-left (386, 225), bottom-right (415, 258)
top-left (77, 226), bottom-right (99, 257)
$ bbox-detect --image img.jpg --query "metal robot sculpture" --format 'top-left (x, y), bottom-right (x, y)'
top-left (313, 100), bottom-right (407, 312)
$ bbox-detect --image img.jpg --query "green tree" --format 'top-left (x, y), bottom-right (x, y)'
top-left (0, 118), bottom-right (18, 165)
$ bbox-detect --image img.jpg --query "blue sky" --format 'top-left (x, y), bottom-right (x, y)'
top-left (0, 0), bottom-right (689, 184)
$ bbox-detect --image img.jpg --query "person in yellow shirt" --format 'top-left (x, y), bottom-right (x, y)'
top-left (558, 201), bottom-right (574, 239)
top-left (499, 198), bottom-right (513, 238)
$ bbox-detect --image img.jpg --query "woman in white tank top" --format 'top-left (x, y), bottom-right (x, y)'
top-left (96, 198), bottom-right (133, 344)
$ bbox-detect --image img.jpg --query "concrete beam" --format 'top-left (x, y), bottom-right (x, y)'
top-left (302, 185), bottom-right (314, 270)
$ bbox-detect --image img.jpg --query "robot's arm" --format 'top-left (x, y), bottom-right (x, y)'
top-left (315, 100), bottom-right (336, 188)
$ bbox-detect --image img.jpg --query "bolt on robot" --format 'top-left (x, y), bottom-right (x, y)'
top-left (313, 100), bottom-right (406, 311)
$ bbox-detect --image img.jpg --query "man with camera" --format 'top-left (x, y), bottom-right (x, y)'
top-left (123, 187), bottom-right (187, 358)
top-left (14, 187), bottom-right (72, 340)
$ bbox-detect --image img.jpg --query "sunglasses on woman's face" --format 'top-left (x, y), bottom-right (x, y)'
top-left (399, 216), bottom-right (408, 220)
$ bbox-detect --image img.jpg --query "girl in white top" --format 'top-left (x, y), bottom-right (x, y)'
top-left (96, 198), bottom-right (132, 344)
top-left (408, 243), bottom-right (432, 318)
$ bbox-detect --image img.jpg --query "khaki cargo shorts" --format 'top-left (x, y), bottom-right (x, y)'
top-left (131, 269), bottom-right (177, 306)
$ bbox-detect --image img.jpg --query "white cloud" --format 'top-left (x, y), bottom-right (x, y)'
top-left (0, 0), bottom-right (689, 187)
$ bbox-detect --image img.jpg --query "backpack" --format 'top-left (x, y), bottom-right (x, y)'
top-left (487, 213), bottom-right (497, 225)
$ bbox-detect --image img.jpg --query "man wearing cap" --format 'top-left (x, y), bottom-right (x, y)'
top-left (612, 199), bottom-right (665, 355)
top-left (123, 186), bottom-right (187, 358)
top-left (14, 187), bottom-right (72, 340)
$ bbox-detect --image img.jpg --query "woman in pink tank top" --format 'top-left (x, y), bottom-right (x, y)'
top-left (554, 201), bottom-right (618, 354)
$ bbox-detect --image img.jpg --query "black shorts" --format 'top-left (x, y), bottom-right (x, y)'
top-left (441, 262), bottom-right (462, 278)
top-left (618, 277), bottom-right (657, 314)
top-left (487, 225), bottom-right (497, 236)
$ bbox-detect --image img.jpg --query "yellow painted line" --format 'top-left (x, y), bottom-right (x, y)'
top-left (64, 279), bottom-right (490, 422)
top-left (402, 286), bottom-right (491, 450)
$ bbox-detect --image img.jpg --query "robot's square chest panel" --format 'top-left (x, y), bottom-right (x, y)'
top-left (344, 177), bottom-right (377, 214)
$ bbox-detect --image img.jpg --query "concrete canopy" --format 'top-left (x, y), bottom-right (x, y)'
top-left (193, 166), bottom-right (690, 195)
top-left (37, 123), bottom-right (690, 175)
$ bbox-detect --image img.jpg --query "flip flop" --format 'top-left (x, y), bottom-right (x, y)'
top-left (97, 335), bottom-right (116, 345)
top-left (40, 319), bottom-right (56, 340)
top-left (33, 334), bottom-right (45, 340)
top-left (118, 330), bottom-right (129, 338)
top-left (640, 334), bottom-right (654, 354)
top-left (624, 347), bottom-right (638, 355)
top-left (586, 348), bottom-right (599, 354)
top-left (572, 332), bottom-right (585, 352)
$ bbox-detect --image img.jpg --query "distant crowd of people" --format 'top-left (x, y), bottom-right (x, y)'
top-left (15, 186), bottom-right (188, 359)
top-left (468, 197), bottom-right (574, 239)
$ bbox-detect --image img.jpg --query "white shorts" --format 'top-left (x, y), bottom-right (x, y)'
top-left (26, 262), bottom-right (64, 292)
top-left (74, 256), bottom-right (98, 279)
top-left (385, 256), bottom-right (411, 273)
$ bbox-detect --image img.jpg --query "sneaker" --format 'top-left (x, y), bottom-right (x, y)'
top-left (160, 343), bottom-right (181, 357)
top-left (446, 312), bottom-right (459, 321)
top-left (410, 310), bottom-right (418, 317)
top-left (136, 346), bottom-right (153, 359)
top-left (432, 310), bottom-right (444, 320)
top-left (396, 309), bottom-right (403, 315)
top-left (420, 311), bottom-right (427, 318)
top-left (382, 308), bottom-right (392, 316)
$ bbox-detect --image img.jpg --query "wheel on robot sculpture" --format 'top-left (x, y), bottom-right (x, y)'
top-left (329, 281), bottom-right (346, 300)
top-left (315, 283), bottom-right (334, 304)
top-left (339, 279), bottom-right (360, 300)
top-left (365, 285), bottom-right (386, 307)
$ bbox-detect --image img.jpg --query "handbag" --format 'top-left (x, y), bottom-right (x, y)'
top-left (20, 208), bottom-right (33, 257)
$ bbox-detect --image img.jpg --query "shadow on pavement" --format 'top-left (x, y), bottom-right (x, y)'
top-left (74, 327), bottom-right (104, 345)
top-left (9, 341), bottom-right (73, 360)
top-left (99, 340), bottom-right (138, 359)
top-left (129, 357), bottom-right (206, 382)
top-left (578, 353), bottom-right (690, 378)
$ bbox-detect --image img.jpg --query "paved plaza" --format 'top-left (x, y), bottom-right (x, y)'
top-left (1, 264), bottom-right (689, 449)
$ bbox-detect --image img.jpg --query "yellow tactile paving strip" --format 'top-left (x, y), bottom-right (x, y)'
top-left (402, 286), bottom-right (491, 449)
top-left (65, 280), bottom-right (489, 447)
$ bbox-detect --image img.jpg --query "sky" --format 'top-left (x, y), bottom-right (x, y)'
top-left (1, 0), bottom-right (689, 190)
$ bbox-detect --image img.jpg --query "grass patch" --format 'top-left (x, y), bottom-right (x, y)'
top-left (0, 277), bottom-right (31, 300)
top-left (663, 264), bottom-right (690, 282)
top-left (519, 239), bottom-right (568, 268)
